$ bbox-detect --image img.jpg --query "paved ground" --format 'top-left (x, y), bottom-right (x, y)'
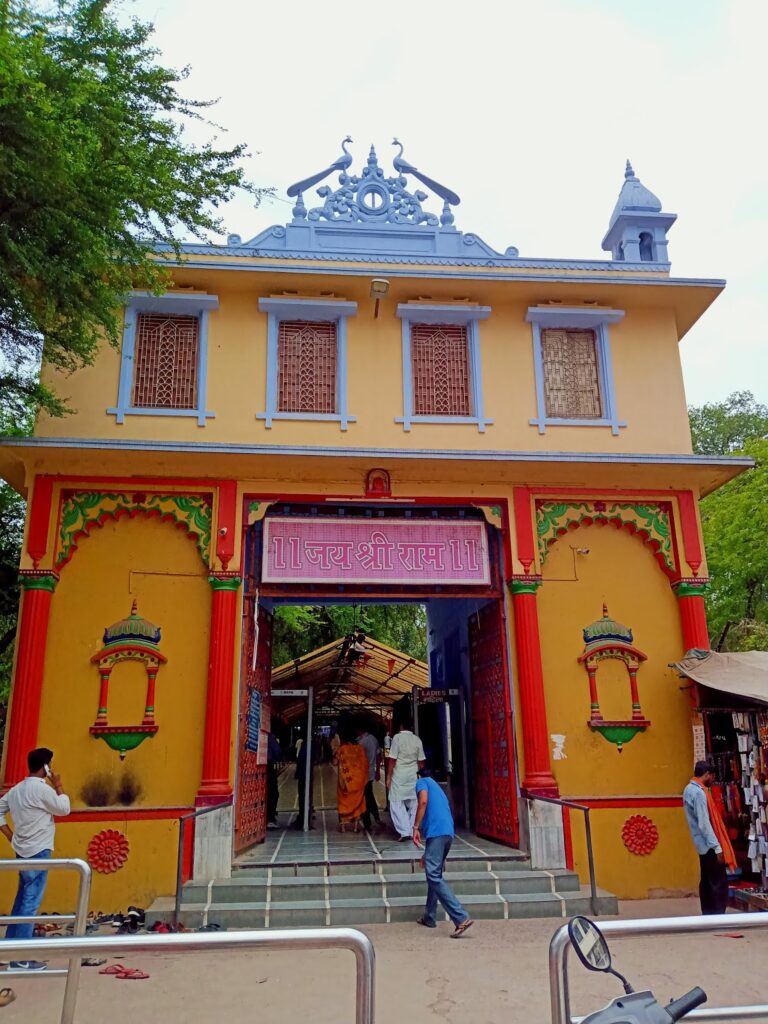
top-left (3, 899), bottom-right (767, 1023)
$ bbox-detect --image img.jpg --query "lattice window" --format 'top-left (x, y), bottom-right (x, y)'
top-left (132, 314), bottom-right (199, 409)
top-left (277, 321), bottom-right (337, 414)
top-left (411, 323), bottom-right (471, 416)
top-left (541, 328), bottom-right (603, 419)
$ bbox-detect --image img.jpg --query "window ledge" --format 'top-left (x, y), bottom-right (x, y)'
top-left (257, 411), bottom-right (356, 430)
top-left (396, 415), bottom-right (493, 434)
top-left (107, 406), bottom-right (215, 427)
top-left (529, 416), bottom-right (627, 436)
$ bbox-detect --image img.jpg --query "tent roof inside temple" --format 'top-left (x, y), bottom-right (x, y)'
top-left (271, 635), bottom-right (428, 722)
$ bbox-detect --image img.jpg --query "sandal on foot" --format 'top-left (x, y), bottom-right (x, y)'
top-left (0, 988), bottom-right (16, 1007)
top-left (451, 918), bottom-right (474, 938)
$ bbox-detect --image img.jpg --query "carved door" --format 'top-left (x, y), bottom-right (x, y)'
top-left (234, 590), bottom-right (273, 855)
top-left (469, 600), bottom-right (519, 846)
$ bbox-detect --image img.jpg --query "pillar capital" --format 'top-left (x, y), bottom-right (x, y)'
top-left (508, 575), bottom-right (543, 596)
top-left (673, 578), bottom-right (710, 598)
top-left (208, 572), bottom-right (242, 592)
top-left (18, 570), bottom-right (60, 593)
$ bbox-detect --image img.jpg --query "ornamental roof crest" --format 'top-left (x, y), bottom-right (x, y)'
top-left (287, 137), bottom-right (461, 229)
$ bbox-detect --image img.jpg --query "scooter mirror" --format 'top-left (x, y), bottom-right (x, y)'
top-left (568, 916), bottom-right (612, 972)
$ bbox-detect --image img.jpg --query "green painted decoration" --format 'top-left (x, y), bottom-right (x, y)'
top-left (58, 491), bottom-right (212, 567)
top-left (589, 722), bottom-right (646, 748)
top-left (673, 580), bottom-right (709, 598)
top-left (509, 577), bottom-right (542, 595)
top-left (536, 501), bottom-right (675, 573)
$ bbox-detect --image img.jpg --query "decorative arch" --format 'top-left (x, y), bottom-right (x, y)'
top-left (536, 500), bottom-right (676, 578)
top-left (56, 491), bottom-right (212, 569)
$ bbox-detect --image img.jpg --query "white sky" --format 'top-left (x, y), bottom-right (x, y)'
top-left (128, 0), bottom-right (768, 407)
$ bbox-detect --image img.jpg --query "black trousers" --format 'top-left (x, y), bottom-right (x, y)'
top-left (362, 780), bottom-right (380, 831)
top-left (699, 848), bottom-right (728, 915)
top-left (267, 763), bottom-right (279, 824)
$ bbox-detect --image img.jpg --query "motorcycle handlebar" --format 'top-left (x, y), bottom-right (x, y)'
top-left (666, 987), bottom-right (708, 1021)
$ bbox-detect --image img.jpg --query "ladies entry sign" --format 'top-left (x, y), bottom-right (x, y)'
top-left (262, 516), bottom-right (490, 586)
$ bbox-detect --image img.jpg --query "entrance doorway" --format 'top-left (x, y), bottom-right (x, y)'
top-left (233, 502), bottom-right (519, 857)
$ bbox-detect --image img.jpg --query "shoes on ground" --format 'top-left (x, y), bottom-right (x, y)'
top-left (9, 960), bottom-right (47, 971)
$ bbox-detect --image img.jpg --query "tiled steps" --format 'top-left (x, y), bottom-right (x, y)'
top-left (147, 862), bottom-right (617, 928)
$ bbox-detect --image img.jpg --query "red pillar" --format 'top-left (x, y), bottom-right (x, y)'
top-left (196, 573), bottom-right (241, 805)
top-left (509, 578), bottom-right (558, 794)
top-left (4, 572), bottom-right (59, 786)
top-left (674, 580), bottom-right (710, 651)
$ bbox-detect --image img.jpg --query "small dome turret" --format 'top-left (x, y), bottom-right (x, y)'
top-left (582, 604), bottom-right (634, 651)
top-left (103, 600), bottom-right (161, 648)
top-left (601, 160), bottom-right (676, 264)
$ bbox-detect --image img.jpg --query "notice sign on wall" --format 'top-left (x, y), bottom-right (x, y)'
top-left (262, 516), bottom-right (490, 586)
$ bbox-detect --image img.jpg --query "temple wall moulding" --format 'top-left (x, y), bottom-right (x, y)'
top-left (579, 605), bottom-right (650, 751)
top-left (57, 491), bottom-right (212, 569)
top-left (536, 500), bottom-right (676, 577)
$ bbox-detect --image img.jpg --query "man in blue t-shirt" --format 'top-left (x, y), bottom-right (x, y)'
top-left (413, 770), bottom-right (473, 938)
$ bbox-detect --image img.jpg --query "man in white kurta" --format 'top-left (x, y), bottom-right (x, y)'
top-left (386, 725), bottom-right (426, 840)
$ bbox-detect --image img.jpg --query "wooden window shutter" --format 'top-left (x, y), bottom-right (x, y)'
top-left (411, 323), bottom-right (471, 416)
top-left (132, 314), bottom-right (199, 409)
top-left (277, 321), bottom-right (337, 414)
top-left (541, 328), bottom-right (602, 419)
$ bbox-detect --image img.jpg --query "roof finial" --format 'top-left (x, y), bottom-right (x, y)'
top-left (131, 598), bottom-right (138, 615)
top-left (602, 603), bottom-right (609, 617)
top-left (625, 159), bottom-right (635, 179)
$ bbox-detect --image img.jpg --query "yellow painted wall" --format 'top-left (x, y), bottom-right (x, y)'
top-left (0, 819), bottom-right (180, 914)
top-left (535, 524), bottom-right (696, 896)
top-left (569, 808), bottom-right (698, 900)
top-left (38, 516), bottom-right (210, 809)
top-left (35, 271), bottom-right (695, 456)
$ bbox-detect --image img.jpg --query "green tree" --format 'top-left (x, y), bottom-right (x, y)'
top-left (688, 391), bottom-right (768, 652)
top-left (0, 0), bottom-right (269, 414)
top-left (272, 605), bottom-right (427, 667)
top-left (689, 391), bottom-right (768, 456)
top-left (700, 438), bottom-right (768, 650)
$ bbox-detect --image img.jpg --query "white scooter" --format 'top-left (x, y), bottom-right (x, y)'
top-left (568, 917), bottom-right (707, 1024)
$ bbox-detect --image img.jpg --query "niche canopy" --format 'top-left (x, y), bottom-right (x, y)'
top-left (89, 600), bottom-right (166, 758)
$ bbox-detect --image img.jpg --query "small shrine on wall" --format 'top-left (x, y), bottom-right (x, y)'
top-left (579, 605), bottom-right (650, 750)
top-left (90, 600), bottom-right (166, 757)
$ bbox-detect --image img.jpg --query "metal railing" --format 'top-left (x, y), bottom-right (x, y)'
top-left (1, 927), bottom-right (376, 1024)
top-left (523, 792), bottom-right (598, 916)
top-left (0, 857), bottom-right (91, 1024)
top-left (549, 911), bottom-right (768, 1024)
top-left (174, 802), bottom-right (230, 927)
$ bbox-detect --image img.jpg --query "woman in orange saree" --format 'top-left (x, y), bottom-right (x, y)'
top-left (334, 738), bottom-right (368, 832)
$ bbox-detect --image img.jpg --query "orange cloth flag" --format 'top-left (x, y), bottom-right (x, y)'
top-left (691, 777), bottom-right (737, 871)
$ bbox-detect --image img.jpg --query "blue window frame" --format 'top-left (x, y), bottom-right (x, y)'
top-left (257, 298), bottom-right (358, 430)
top-left (107, 292), bottom-right (218, 426)
top-left (526, 306), bottom-right (626, 435)
top-left (395, 304), bottom-right (492, 433)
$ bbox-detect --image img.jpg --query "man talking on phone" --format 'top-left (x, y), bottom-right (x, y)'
top-left (413, 768), bottom-right (473, 938)
top-left (0, 748), bottom-right (70, 971)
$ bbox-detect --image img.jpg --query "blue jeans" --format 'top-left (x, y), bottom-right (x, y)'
top-left (422, 835), bottom-right (468, 928)
top-left (5, 849), bottom-right (52, 941)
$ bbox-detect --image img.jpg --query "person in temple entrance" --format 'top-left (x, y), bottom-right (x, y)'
top-left (413, 768), bottom-right (473, 938)
top-left (386, 718), bottom-right (425, 840)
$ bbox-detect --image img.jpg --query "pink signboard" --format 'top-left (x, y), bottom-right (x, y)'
top-left (262, 516), bottom-right (491, 586)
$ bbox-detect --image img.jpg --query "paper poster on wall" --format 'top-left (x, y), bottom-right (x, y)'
top-left (257, 730), bottom-right (268, 766)
top-left (692, 722), bottom-right (706, 764)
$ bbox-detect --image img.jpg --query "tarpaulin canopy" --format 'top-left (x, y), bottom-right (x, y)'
top-left (670, 649), bottom-right (768, 706)
top-left (271, 636), bottom-right (429, 721)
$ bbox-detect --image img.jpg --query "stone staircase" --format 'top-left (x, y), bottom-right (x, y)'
top-left (147, 853), bottom-right (617, 929)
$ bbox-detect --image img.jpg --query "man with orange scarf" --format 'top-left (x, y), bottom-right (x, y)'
top-left (683, 760), bottom-right (736, 915)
